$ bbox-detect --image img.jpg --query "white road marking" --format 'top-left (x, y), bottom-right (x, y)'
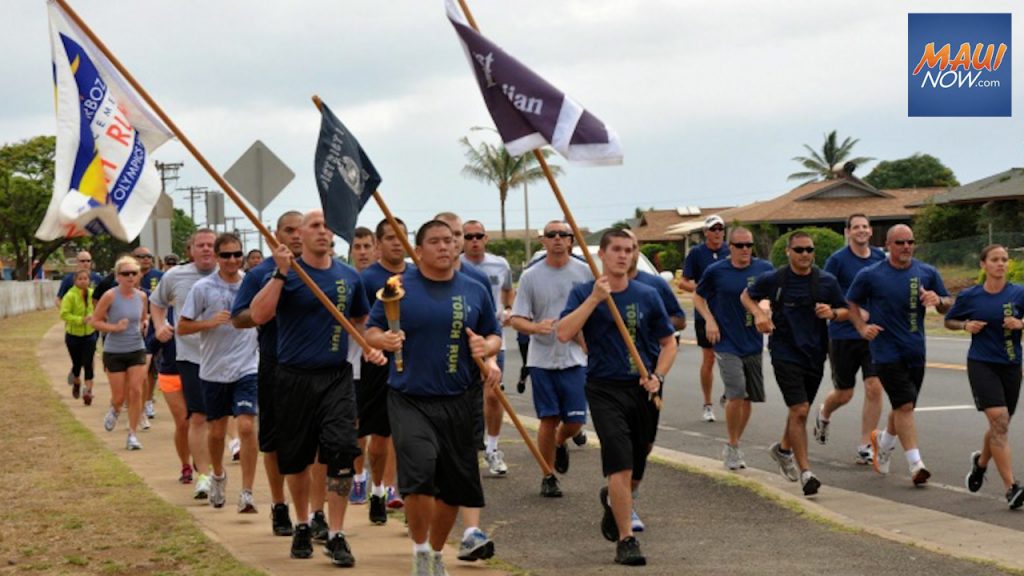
top-left (915, 405), bottom-right (974, 412)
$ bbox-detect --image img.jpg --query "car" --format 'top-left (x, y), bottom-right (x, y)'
top-left (527, 245), bottom-right (660, 276)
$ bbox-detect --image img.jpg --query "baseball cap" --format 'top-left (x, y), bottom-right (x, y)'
top-left (704, 215), bottom-right (725, 229)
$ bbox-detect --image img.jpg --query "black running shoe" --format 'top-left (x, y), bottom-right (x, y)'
top-left (290, 523), bottom-right (313, 559)
top-left (271, 503), bottom-right (293, 537)
top-left (615, 536), bottom-right (647, 566)
top-left (1007, 483), bottom-right (1024, 510)
top-left (540, 474), bottom-right (563, 498)
top-left (324, 533), bottom-right (355, 567)
top-left (966, 451), bottom-right (986, 493)
top-left (310, 510), bottom-right (328, 542)
top-left (599, 486), bottom-right (619, 542)
top-left (555, 443), bottom-right (570, 474)
top-left (572, 430), bottom-right (588, 447)
top-left (369, 494), bottom-right (387, 525)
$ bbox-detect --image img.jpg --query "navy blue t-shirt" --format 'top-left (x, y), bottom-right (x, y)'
top-left (946, 283), bottom-right (1024, 365)
top-left (824, 246), bottom-right (886, 340)
top-left (561, 280), bottom-right (674, 381)
top-left (276, 258), bottom-right (369, 369)
top-left (747, 267), bottom-right (846, 365)
top-left (63, 271), bottom-right (105, 300)
top-left (696, 258), bottom-right (775, 357)
top-left (231, 257), bottom-right (278, 360)
top-left (362, 261), bottom-right (415, 308)
top-left (846, 259), bottom-right (949, 365)
top-left (157, 306), bottom-right (179, 375)
top-left (634, 270), bottom-right (686, 323)
top-left (683, 242), bottom-right (730, 283)
top-left (368, 269), bottom-right (499, 396)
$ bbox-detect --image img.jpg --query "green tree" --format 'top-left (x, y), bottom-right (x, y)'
top-left (610, 206), bottom-right (649, 230)
top-left (0, 136), bottom-right (67, 280)
top-left (769, 227), bottom-right (845, 268)
top-left (913, 203), bottom-right (979, 244)
top-left (171, 207), bottom-right (197, 258)
top-left (459, 137), bottom-right (561, 239)
top-left (788, 130), bottom-right (874, 184)
top-left (864, 153), bottom-right (959, 189)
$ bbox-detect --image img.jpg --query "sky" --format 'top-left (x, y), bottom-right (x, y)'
top-left (2, 0), bottom-right (1022, 251)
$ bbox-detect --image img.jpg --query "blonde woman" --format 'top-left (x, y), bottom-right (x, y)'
top-left (60, 269), bottom-right (98, 405)
top-left (92, 255), bottom-right (149, 450)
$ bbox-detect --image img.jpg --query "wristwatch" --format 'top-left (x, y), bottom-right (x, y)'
top-left (272, 268), bottom-right (287, 281)
top-left (653, 372), bottom-right (665, 385)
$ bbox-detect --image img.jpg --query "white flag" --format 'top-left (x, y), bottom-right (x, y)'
top-left (36, 0), bottom-right (174, 242)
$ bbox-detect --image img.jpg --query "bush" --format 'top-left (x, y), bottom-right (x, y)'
top-left (769, 227), bottom-right (845, 268)
top-left (654, 245), bottom-right (682, 272)
top-left (640, 243), bottom-right (666, 263)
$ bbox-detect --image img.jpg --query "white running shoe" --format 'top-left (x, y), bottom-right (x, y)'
top-left (126, 432), bottom-right (142, 451)
top-left (194, 473), bottom-right (211, 500)
top-left (103, 408), bottom-right (119, 432)
top-left (144, 400), bottom-right (156, 419)
top-left (141, 415), bottom-right (151, 430)
top-left (230, 438), bottom-right (241, 462)
top-left (237, 489), bottom-right (257, 513)
top-left (702, 404), bottom-right (716, 423)
top-left (210, 473), bottom-right (227, 508)
top-left (910, 460), bottom-right (931, 486)
top-left (485, 450), bottom-right (508, 476)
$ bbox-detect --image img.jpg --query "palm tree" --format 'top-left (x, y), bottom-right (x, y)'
top-left (459, 136), bottom-right (562, 239)
top-left (788, 130), bottom-right (874, 184)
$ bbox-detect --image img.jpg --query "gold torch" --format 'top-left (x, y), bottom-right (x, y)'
top-left (376, 275), bottom-right (406, 372)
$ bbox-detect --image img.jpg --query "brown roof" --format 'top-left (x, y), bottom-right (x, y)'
top-left (632, 207), bottom-right (733, 243)
top-left (717, 179), bottom-right (944, 225)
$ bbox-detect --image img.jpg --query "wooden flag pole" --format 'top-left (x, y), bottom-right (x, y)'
top-left (310, 96), bottom-right (554, 478)
top-left (52, 0), bottom-right (372, 351)
top-left (455, 0), bottom-right (662, 410)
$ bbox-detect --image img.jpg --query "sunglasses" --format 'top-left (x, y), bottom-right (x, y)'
top-left (544, 231), bottom-right (573, 238)
top-left (133, 253), bottom-right (153, 259)
top-left (78, 259), bottom-right (91, 263)
top-left (730, 242), bottom-right (754, 249)
top-left (790, 246), bottom-right (815, 254)
top-left (707, 226), bottom-right (725, 232)
top-left (218, 251), bottom-right (245, 259)
top-left (464, 233), bottom-right (485, 241)
top-left (118, 270), bottom-right (139, 277)
top-left (892, 239), bottom-right (916, 246)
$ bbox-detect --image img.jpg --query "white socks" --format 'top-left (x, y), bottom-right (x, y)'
top-left (485, 435), bottom-right (499, 454)
top-left (879, 430), bottom-right (898, 452)
top-left (905, 448), bottom-right (922, 466)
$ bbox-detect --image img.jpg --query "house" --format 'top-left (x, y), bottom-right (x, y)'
top-left (912, 167), bottom-right (1024, 206)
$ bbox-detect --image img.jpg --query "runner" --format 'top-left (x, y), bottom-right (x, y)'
top-left (847, 224), bottom-right (951, 486)
top-left (345, 226), bottom-right (377, 508)
top-left (510, 220), bottom-right (592, 498)
top-left (55, 250), bottom-right (103, 307)
top-left (153, 306), bottom-right (192, 484)
top-left (816, 214), bottom-right (886, 464)
top-left (558, 229), bottom-right (677, 566)
top-left (366, 219), bottom-right (502, 576)
top-left (60, 269), bottom-right (97, 404)
top-left (92, 255), bottom-right (148, 451)
top-left (944, 244), bottom-right (1024, 508)
top-left (742, 232), bottom-right (847, 496)
top-left (178, 233), bottom-right (259, 513)
top-left (693, 227), bottom-right (774, 470)
top-left (679, 215), bottom-right (729, 423)
top-left (133, 246), bottom-right (163, 427)
top-left (245, 249), bottom-right (264, 272)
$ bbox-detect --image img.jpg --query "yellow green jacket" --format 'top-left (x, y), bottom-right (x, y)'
top-left (60, 287), bottom-right (95, 337)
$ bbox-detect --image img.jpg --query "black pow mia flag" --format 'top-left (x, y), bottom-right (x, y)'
top-left (314, 101), bottom-right (381, 243)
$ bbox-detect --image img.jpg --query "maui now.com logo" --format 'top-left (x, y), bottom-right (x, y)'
top-left (908, 13), bottom-right (1011, 117)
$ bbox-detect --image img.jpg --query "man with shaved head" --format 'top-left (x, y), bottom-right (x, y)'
top-left (846, 224), bottom-right (951, 486)
top-left (56, 250), bottom-right (103, 307)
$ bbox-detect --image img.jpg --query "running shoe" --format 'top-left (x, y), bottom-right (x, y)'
top-left (126, 432), bottom-right (142, 451)
top-left (540, 474), bottom-right (563, 498)
top-left (67, 371), bottom-right (75, 387)
top-left (290, 523), bottom-right (313, 559)
top-left (517, 374), bottom-right (527, 394)
top-left (1007, 483), bottom-right (1024, 510)
top-left (769, 442), bottom-right (799, 482)
top-left (230, 438), bottom-right (241, 462)
top-left (910, 460), bottom-right (931, 486)
top-left (238, 489), bottom-right (257, 514)
top-left (72, 380), bottom-right (81, 399)
top-left (631, 507), bottom-right (645, 532)
top-left (702, 404), bottom-right (716, 423)
top-left (801, 470), bottom-right (821, 496)
top-left (965, 450), bottom-right (986, 493)
top-left (813, 406), bottom-right (830, 445)
top-left (141, 415), bottom-right (151, 431)
top-left (209, 473), bottom-right (227, 508)
top-left (599, 486), bottom-right (618, 542)
top-left (179, 464), bottom-right (193, 484)
top-left (555, 443), bottom-right (570, 474)
top-left (457, 528), bottom-right (495, 561)
top-left (485, 450), bottom-right (508, 476)
top-left (194, 474), bottom-right (211, 500)
top-left (723, 444), bottom-right (744, 471)
top-left (572, 430), bottom-right (588, 446)
top-left (855, 444), bottom-right (873, 465)
top-left (324, 532), bottom-right (355, 567)
top-left (271, 503), bottom-right (294, 536)
top-left (103, 408), bottom-right (119, 432)
top-left (368, 494), bottom-right (387, 525)
top-left (386, 485), bottom-right (404, 509)
top-left (412, 550), bottom-right (431, 576)
top-left (310, 510), bottom-right (328, 542)
top-left (348, 477), bottom-right (367, 505)
top-left (82, 388), bottom-right (93, 406)
top-left (614, 536), bottom-right (647, 566)
top-left (870, 430), bottom-right (892, 475)
top-left (431, 551), bottom-right (449, 576)
top-left (144, 400), bottom-right (156, 419)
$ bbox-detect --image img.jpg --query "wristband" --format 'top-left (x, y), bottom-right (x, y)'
top-left (272, 268), bottom-right (287, 281)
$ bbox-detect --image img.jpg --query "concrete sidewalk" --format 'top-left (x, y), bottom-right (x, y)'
top-left (39, 323), bottom-right (506, 576)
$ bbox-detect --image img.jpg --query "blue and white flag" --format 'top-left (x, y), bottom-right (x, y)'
top-left (36, 0), bottom-right (173, 242)
top-left (314, 101), bottom-right (380, 244)
top-left (446, 0), bottom-right (622, 166)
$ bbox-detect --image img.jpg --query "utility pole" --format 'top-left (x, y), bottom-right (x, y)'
top-left (224, 216), bottom-right (245, 236)
top-left (178, 186), bottom-right (210, 224)
top-left (155, 161), bottom-right (184, 195)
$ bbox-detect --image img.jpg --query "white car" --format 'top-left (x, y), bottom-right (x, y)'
top-left (527, 245), bottom-right (660, 276)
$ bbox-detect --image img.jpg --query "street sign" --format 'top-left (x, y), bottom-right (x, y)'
top-left (224, 140), bottom-right (294, 211)
top-left (206, 191), bottom-right (225, 226)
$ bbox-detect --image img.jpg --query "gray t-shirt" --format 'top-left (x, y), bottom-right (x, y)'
top-left (151, 263), bottom-right (216, 364)
top-left (511, 258), bottom-right (592, 369)
top-left (179, 273), bottom-right (258, 383)
top-left (462, 252), bottom-right (513, 350)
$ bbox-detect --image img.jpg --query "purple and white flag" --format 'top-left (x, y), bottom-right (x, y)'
top-left (446, 0), bottom-right (622, 166)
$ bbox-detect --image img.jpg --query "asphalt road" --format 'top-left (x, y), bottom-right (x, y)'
top-left (498, 326), bottom-right (1024, 533)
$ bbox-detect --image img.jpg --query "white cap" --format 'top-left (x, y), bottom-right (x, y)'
top-left (703, 215), bottom-right (725, 229)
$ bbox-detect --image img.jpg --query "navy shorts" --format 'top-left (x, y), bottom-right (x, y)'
top-left (203, 373), bottom-right (258, 421)
top-left (177, 361), bottom-right (205, 418)
top-left (529, 366), bottom-right (587, 424)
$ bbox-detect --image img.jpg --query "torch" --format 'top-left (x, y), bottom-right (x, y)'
top-left (376, 274), bottom-right (405, 372)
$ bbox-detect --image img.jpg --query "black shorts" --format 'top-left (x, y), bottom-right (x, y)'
top-left (773, 360), bottom-right (824, 407)
top-left (468, 382), bottom-right (484, 450)
top-left (829, 339), bottom-right (877, 390)
top-left (177, 361), bottom-right (205, 418)
top-left (274, 363), bottom-right (360, 477)
top-left (967, 359), bottom-right (1022, 416)
top-left (695, 315), bottom-right (713, 349)
top-left (388, 389), bottom-right (485, 508)
top-left (257, 356), bottom-right (278, 452)
top-left (875, 362), bottom-right (925, 408)
top-left (102, 350), bottom-right (146, 373)
top-left (357, 359), bottom-right (391, 438)
top-left (586, 378), bottom-right (655, 481)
